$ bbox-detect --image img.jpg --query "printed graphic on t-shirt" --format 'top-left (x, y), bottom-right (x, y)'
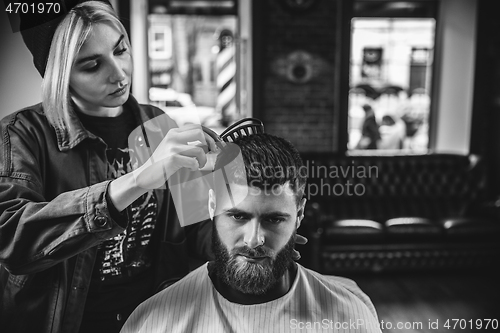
top-left (95, 147), bottom-right (158, 282)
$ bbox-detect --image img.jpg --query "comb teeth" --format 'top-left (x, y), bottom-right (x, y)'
top-left (220, 118), bottom-right (265, 142)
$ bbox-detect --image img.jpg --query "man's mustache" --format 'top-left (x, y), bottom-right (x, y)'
top-left (231, 246), bottom-right (275, 258)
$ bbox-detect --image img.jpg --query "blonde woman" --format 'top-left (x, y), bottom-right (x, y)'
top-left (0, 1), bottom-right (217, 332)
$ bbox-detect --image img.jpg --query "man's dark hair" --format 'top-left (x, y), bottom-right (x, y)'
top-left (214, 133), bottom-right (307, 203)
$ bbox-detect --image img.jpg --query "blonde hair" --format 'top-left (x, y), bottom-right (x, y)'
top-left (41, 1), bottom-right (131, 132)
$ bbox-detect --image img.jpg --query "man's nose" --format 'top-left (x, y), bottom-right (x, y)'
top-left (243, 219), bottom-right (265, 249)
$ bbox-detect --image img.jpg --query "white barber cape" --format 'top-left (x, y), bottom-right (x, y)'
top-left (121, 263), bottom-right (382, 333)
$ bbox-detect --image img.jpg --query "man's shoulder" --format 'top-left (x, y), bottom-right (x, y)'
top-left (122, 263), bottom-right (211, 332)
top-left (297, 264), bottom-right (374, 305)
top-left (297, 264), bottom-right (380, 324)
top-left (158, 263), bottom-right (209, 297)
top-left (133, 263), bottom-right (210, 312)
top-left (298, 264), bottom-right (358, 287)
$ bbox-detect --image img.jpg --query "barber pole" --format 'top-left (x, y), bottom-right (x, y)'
top-left (216, 29), bottom-right (237, 126)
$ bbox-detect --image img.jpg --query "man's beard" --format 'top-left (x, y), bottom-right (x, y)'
top-left (212, 227), bottom-right (296, 295)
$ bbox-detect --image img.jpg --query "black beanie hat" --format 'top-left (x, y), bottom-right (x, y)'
top-left (19, 0), bottom-right (111, 77)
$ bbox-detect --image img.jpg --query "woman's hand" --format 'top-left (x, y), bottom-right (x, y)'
top-left (134, 124), bottom-right (218, 190)
top-left (108, 124), bottom-right (218, 212)
top-left (292, 234), bottom-right (308, 261)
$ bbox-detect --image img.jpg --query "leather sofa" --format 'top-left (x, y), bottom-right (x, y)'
top-left (300, 153), bottom-right (500, 274)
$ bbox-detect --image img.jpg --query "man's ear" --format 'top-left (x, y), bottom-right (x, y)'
top-left (296, 198), bottom-right (307, 229)
top-left (208, 189), bottom-right (216, 220)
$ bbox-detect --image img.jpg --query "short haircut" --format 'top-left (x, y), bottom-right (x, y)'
top-left (41, 1), bottom-right (130, 132)
top-left (214, 133), bottom-right (307, 204)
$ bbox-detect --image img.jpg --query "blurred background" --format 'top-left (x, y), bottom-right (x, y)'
top-left (1, 0), bottom-right (499, 332)
top-left (2, 0), bottom-right (495, 156)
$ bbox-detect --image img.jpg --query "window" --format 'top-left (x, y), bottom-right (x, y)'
top-left (348, 1), bottom-right (437, 153)
top-left (149, 26), bottom-right (172, 59)
top-left (147, 0), bottom-right (241, 131)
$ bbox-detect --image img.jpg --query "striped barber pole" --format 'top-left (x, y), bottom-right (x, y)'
top-left (216, 29), bottom-right (237, 126)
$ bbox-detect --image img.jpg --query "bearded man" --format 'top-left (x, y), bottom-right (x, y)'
top-left (121, 133), bottom-right (381, 333)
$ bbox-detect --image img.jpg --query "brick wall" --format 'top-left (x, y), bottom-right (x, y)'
top-left (255, 0), bottom-right (340, 152)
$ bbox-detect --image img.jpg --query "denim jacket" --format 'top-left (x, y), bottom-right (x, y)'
top-left (0, 95), bottom-right (211, 332)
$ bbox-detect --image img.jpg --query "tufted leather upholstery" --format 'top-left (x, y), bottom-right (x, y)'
top-left (300, 153), bottom-right (500, 273)
top-left (302, 153), bottom-right (485, 221)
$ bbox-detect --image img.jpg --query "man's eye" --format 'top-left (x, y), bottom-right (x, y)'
top-left (266, 217), bottom-right (285, 224)
top-left (230, 214), bottom-right (247, 221)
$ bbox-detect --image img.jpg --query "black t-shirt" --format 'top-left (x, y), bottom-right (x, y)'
top-left (77, 106), bottom-right (158, 314)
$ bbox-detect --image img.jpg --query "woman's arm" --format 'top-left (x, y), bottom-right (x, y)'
top-left (0, 179), bottom-right (123, 275)
top-left (0, 111), bottom-right (126, 275)
top-left (0, 111), bottom-right (216, 275)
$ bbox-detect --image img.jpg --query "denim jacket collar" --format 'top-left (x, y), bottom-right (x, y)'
top-left (56, 94), bottom-right (143, 152)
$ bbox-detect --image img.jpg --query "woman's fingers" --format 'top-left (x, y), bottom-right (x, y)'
top-left (292, 234), bottom-right (308, 261)
top-left (166, 124), bottom-right (219, 168)
top-left (292, 249), bottom-right (301, 261)
top-left (138, 124), bottom-right (220, 189)
top-left (172, 144), bottom-right (207, 169)
top-left (168, 125), bottom-right (218, 155)
top-left (171, 154), bottom-right (201, 171)
top-left (135, 148), bottom-right (205, 189)
top-left (172, 124), bottom-right (207, 145)
top-left (295, 234), bottom-right (308, 245)
top-left (203, 131), bottom-right (218, 153)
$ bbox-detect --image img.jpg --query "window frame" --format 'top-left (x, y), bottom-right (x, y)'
top-left (343, 0), bottom-right (439, 155)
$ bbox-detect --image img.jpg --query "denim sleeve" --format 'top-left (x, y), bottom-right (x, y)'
top-left (0, 114), bottom-right (125, 275)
